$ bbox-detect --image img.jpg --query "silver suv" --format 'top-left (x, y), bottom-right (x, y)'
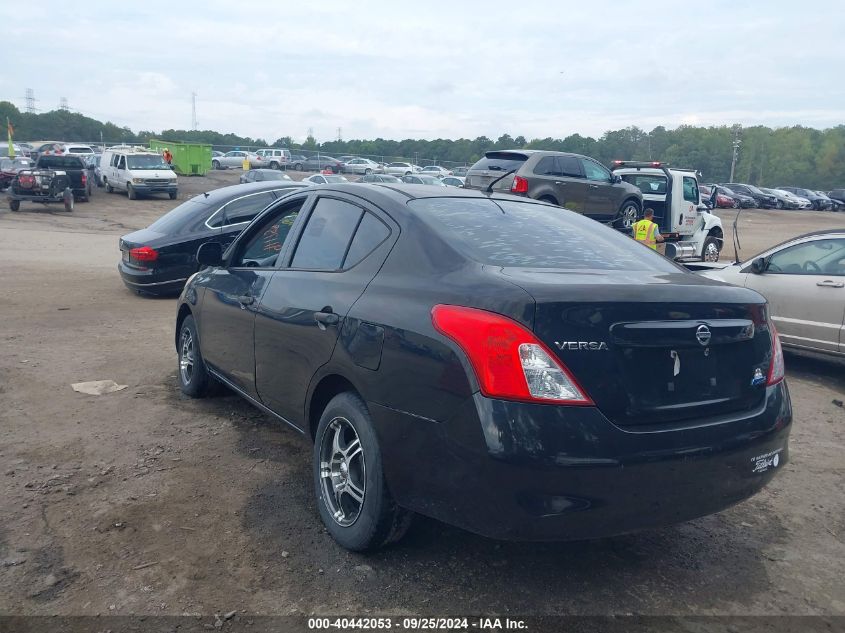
top-left (465, 150), bottom-right (643, 226)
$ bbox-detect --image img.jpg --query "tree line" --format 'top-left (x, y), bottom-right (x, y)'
top-left (2, 100), bottom-right (842, 189)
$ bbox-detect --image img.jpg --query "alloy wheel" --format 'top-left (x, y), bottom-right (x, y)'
top-left (179, 329), bottom-right (194, 385)
top-left (704, 242), bottom-right (720, 262)
top-left (319, 416), bottom-right (366, 527)
top-left (620, 204), bottom-right (638, 229)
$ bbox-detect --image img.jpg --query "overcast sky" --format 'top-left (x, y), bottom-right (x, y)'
top-left (2, 1), bottom-right (842, 143)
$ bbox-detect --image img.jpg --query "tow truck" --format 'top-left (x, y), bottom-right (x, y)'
top-left (611, 161), bottom-right (724, 262)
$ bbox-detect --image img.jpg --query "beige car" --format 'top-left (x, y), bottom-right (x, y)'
top-left (699, 231), bottom-right (845, 356)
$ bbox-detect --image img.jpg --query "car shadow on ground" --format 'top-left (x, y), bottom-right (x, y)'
top-left (784, 351), bottom-right (845, 393)
top-left (209, 392), bottom-right (787, 615)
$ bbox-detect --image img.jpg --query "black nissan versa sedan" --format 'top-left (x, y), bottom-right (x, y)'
top-left (175, 184), bottom-right (792, 551)
top-left (118, 181), bottom-right (306, 295)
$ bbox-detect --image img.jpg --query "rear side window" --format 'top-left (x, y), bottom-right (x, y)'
top-left (558, 155), bottom-right (583, 177)
top-left (344, 213), bottom-right (390, 268)
top-left (410, 198), bottom-right (679, 272)
top-left (38, 156), bottom-right (85, 169)
top-left (470, 152), bottom-right (527, 172)
top-left (215, 191), bottom-right (276, 227)
top-left (291, 198), bottom-right (363, 270)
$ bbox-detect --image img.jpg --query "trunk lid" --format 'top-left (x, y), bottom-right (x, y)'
top-left (501, 268), bottom-right (771, 427)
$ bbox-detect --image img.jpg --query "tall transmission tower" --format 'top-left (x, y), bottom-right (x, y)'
top-left (307, 127), bottom-right (315, 140)
top-left (25, 88), bottom-right (37, 113)
top-left (191, 92), bottom-right (198, 130)
top-left (59, 97), bottom-right (69, 112)
top-left (336, 127), bottom-right (343, 142)
top-left (729, 125), bottom-right (742, 182)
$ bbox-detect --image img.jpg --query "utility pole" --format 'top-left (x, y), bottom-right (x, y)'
top-left (336, 127), bottom-right (342, 142)
top-left (191, 92), bottom-right (198, 130)
top-left (25, 88), bottom-right (37, 113)
top-left (59, 97), bottom-right (69, 112)
top-left (729, 125), bottom-right (742, 182)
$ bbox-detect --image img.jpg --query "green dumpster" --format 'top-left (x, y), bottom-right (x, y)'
top-left (150, 139), bottom-right (212, 176)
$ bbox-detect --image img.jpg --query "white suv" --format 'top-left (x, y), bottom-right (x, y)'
top-left (255, 148), bottom-right (292, 170)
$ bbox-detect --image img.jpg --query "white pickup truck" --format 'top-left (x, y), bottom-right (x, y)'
top-left (611, 161), bottom-right (724, 262)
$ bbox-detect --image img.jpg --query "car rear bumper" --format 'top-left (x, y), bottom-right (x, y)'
top-left (117, 262), bottom-right (187, 295)
top-left (371, 381), bottom-right (792, 541)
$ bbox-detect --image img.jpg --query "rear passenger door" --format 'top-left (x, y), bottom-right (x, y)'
top-left (532, 155), bottom-right (586, 211)
top-left (579, 157), bottom-right (616, 220)
top-left (254, 194), bottom-right (395, 426)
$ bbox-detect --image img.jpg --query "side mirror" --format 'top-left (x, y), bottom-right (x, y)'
top-left (197, 242), bottom-right (224, 267)
top-left (750, 257), bottom-right (766, 274)
top-left (611, 174), bottom-right (622, 184)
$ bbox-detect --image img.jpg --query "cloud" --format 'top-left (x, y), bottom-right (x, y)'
top-left (1, 0), bottom-right (843, 141)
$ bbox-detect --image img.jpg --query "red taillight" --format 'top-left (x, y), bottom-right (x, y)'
top-left (129, 246), bottom-right (158, 262)
top-left (511, 175), bottom-right (529, 194)
top-left (431, 305), bottom-right (593, 405)
top-left (767, 321), bottom-right (785, 385)
top-left (81, 172), bottom-right (87, 186)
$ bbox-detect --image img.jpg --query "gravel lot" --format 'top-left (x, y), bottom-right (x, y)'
top-left (1, 170), bottom-right (844, 618)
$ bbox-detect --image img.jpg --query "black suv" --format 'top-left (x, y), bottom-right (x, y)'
top-left (464, 150), bottom-right (643, 226)
top-left (175, 183), bottom-right (791, 552)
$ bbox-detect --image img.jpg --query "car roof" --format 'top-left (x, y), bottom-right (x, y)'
top-left (196, 180), bottom-right (306, 203)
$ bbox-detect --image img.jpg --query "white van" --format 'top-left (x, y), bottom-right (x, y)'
top-left (101, 146), bottom-right (178, 200)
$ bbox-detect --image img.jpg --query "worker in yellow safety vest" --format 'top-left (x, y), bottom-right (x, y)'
top-left (632, 208), bottom-right (664, 250)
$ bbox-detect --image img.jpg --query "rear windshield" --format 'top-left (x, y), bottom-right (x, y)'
top-left (620, 174), bottom-right (667, 194)
top-left (469, 152), bottom-right (528, 172)
top-left (37, 156), bottom-right (85, 169)
top-left (409, 198), bottom-right (679, 272)
top-left (148, 198), bottom-right (212, 234)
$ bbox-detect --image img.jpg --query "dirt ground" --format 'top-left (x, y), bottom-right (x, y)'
top-left (1, 170), bottom-right (844, 619)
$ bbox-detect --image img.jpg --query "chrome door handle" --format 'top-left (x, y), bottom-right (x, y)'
top-left (554, 181), bottom-right (566, 185)
top-left (816, 280), bottom-right (845, 288)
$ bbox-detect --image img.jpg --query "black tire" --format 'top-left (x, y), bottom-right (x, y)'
top-left (364, 168), bottom-right (372, 175)
top-left (732, 200), bottom-right (739, 209)
top-left (106, 181), bottom-right (113, 193)
top-left (615, 200), bottom-right (641, 229)
top-left (701, 235), bottom-right (721, 262)
top-left (9, 199), bottom-right (20, 212)
top-left (776, 200), bottom-right (784, 209)
top-left (177, 315), bottom-right (215, 397)
top-left (404, 171), bottom-right (411, 176)
top-left (294, 162), bottom-right (303, 171)
top-left (169, 191), bottom-right (177, 200)
top-left (63, 189), bottom-right (74, 212)
top-left (127, 183), bottom-right (137, 200)
top-left (212, 160), bottom-right (221, 170)
top-left (314, 392), bottom-right (412, 552)
top-left (269, 161), bottom-right (279, 170)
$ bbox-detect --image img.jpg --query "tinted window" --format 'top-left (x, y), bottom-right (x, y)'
top-left (682, 177), bottom-right (699, 203)
top-left (344, 213), bottom-right (390, 268)
top-left (291, 198), bottom-right (362, 270)
top-left (148, 198), bottom-right (213, 234)
top-left (767, 239), bottom-right (845, 276)
top-left (410, 198), bottom-right (679, 272)
top-left (470, 152), bottom-right (527, 172)
top-left (38, 156), bottom-right (85, 169)
top-left (580, 158), bottom-right (610, 181)
top-left (558, 155), bottom-right (582, 177)
top-left (533, 156), bottom-right (559, 176)
top-left (221, 191), bottom-right (277, 226)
